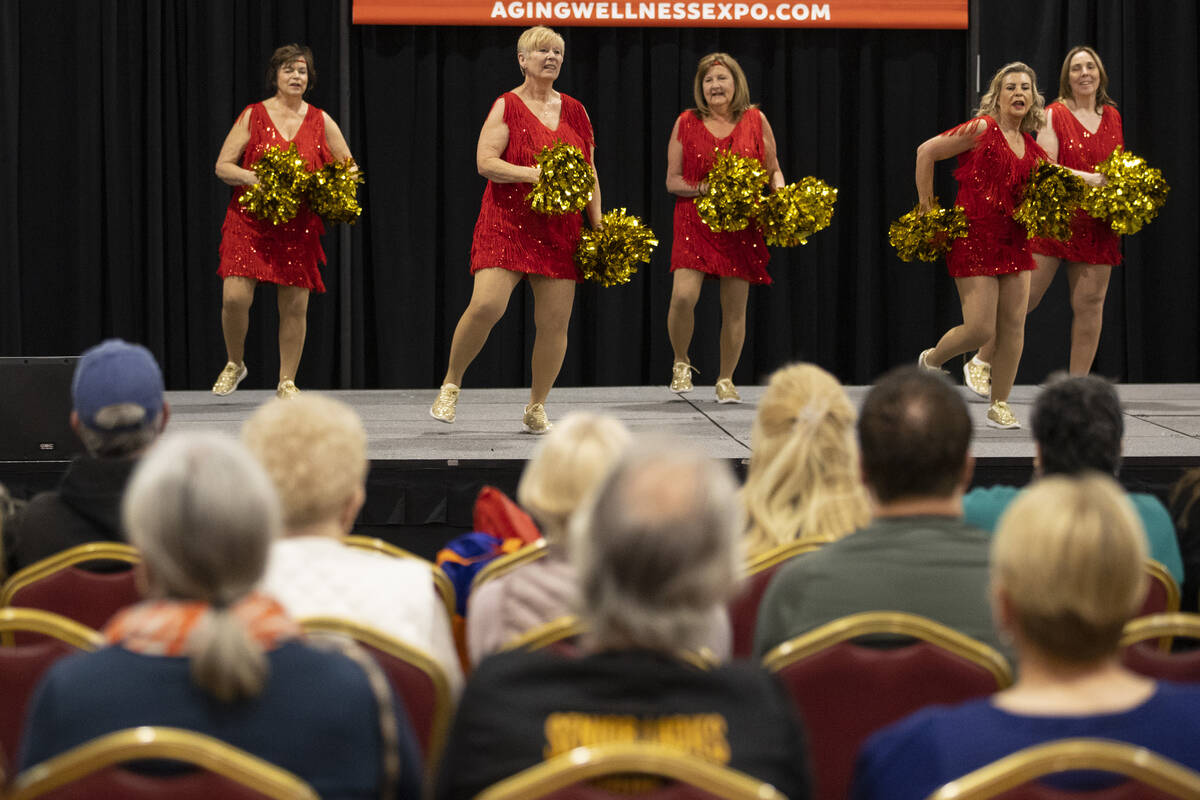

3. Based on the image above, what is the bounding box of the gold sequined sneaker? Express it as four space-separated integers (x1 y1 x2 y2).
211 362 247 396
918 348 949 376
670 361 698 393
522 402 552 434
430 383 460 424
276 379 300 399
715 378 742 404
987 400 1020 430
963 354 991 398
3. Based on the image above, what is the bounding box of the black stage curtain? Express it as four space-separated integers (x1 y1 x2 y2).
2 1 1195 389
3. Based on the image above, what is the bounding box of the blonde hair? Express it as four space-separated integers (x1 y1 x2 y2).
743 364 871 555
693 52 754 120
992 473 1147 663
241 395 368 530
123 433 282 702
1058 46 1117 111
976 61 1046 134
517 413 631 545
517 25 564 75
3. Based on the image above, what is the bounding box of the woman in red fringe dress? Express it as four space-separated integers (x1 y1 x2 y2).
913 62 1053 430
666 52 785 405
430 26 602 434
968 46 1122 388
212 44 354 399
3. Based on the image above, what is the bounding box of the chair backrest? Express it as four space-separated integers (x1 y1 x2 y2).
763 611 1013 800
342 535 457 620
9 726 319 800
471 540 550 594
727 539 826 659
1139 560 1181 618
0 543 142 643
475 742 787 800
500 614 588 657
0 609 105 770
926 737 1200 800
298 616 452 773
1120 613 1200 683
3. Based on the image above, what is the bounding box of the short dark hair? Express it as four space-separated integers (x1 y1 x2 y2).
1031 374 1122 476
265 44 315 96
858 366 972 503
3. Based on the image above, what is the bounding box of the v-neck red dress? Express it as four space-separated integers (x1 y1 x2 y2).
469 92 595 281
946 116 1047 278
1031 102 1124 266
218 102 334 292
670 108 771 285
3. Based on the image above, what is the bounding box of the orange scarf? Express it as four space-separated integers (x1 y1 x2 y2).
105 591 299 655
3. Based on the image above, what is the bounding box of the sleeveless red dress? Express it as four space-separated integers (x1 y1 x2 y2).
218 103 334 292
670 108 771 284
469 92 595 281
946 116 1047 278
1031 102 1123 266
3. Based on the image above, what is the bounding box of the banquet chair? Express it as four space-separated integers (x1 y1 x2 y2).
1119 612 1200 683
727 538 826 659
763 611 1013 800
298 616 453 773
343 535 456 619
475 741 787 800
0 543 141 644
926 737 1200 800
1139 559 1180 618
500 614 588 657
471 539 550 595
8 726 318 800
0 608 105 770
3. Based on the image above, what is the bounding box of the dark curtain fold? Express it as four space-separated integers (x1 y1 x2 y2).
2 1 1196 388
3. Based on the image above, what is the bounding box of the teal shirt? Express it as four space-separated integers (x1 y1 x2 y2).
963 485 1184 585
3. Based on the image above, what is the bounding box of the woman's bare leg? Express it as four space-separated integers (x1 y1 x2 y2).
923 276 999 367
989 270 1033 403
527 274 576 406
220 276 258 365
717 277 750 382
667 269 705 365
442 268 524 387
1065 261 1112 375
276 285 310 384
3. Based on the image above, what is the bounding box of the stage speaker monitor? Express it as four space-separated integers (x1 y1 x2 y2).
0 357 82 461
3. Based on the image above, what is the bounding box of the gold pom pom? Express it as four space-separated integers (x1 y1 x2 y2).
575 209 658 287
526 141 594 215
1013 161 1087 241
308 158 364 225
755 177 837 247
695 149 770 232
1081 147 1170 235
888 201 969 262
238 143 312 226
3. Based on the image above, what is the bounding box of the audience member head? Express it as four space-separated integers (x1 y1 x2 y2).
242 395 368 534
992 473 1147 665
571 440 742 654
857 366 972 505
123 432 283 702
743 363 871 553
517 413 631 546
1031 374 1123 477
71 339 167 458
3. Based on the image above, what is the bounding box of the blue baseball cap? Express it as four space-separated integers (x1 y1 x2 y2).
72 339 165 431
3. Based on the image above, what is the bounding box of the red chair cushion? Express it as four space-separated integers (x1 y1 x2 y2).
472 487 541 546
8 567 140 642
0 639 78 769
19 767 298 799
727 563 786 660
776 640 1000 800
360 641 438 759
1122 640 1200 683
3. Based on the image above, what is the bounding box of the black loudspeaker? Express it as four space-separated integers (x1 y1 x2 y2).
0 357 82 461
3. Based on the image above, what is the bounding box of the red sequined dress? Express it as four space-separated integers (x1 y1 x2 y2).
218 103 333 292
670 108 771 284
946 116 1047 278
1031 102 1123 266
469 92 594 281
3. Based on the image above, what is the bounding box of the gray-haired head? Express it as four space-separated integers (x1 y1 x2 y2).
569 439 743 654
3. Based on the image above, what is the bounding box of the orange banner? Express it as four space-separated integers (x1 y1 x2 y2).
353 0 966 28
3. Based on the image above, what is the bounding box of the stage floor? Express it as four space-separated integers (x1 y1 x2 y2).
164 382 1200 464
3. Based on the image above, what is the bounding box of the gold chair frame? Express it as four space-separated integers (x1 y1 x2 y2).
476 741 787 800
0 608 105 650
925 737 1200 799
471 539 550 594
1144 558 1181 616
1121 611 1200 654
342 535 456 619
9 726 319 800
500 614 588 654
762 610 1013 688
298 615 453 774
743 538 828 577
